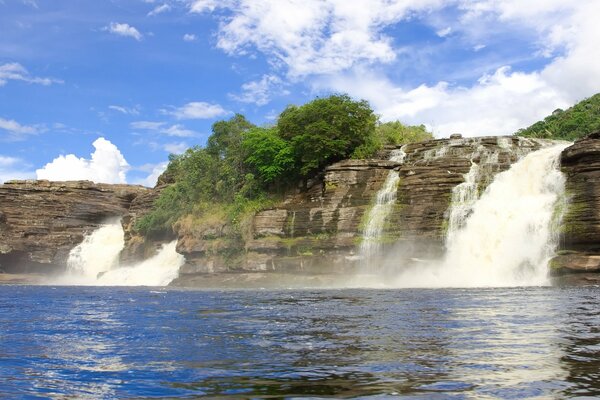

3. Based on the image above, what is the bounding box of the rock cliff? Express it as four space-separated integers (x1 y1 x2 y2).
3 133 596 282
156 135 544 283
551 131 600 275
0 180 147 273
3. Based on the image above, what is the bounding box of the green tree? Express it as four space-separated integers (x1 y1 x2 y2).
375 121 433 145
242 126 295 185
278 94 377 177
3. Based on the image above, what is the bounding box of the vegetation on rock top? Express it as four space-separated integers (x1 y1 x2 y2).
516 93 600 141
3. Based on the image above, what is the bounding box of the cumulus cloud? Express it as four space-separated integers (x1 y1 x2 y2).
229 74 288 106
36 138 130 184
183 33 198 42
313 1 600 136
103 22 143 41
189 0 444 77
0 62 62 87
164 101 229 119
189 1 600 137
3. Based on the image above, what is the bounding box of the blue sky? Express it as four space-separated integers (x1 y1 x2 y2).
1 0 599 186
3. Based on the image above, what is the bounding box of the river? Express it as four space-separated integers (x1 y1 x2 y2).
1 285 598 398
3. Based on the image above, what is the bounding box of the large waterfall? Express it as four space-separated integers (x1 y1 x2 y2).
62 221 184 286
360 147 406 266
394 143 569 287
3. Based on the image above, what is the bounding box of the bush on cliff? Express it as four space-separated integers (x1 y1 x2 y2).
516 93 600 141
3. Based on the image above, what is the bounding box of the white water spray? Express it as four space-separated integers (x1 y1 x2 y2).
395 144 569 287
63 220 184 286
360 148 406 265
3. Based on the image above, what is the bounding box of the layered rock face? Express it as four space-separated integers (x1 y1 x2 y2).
0 180 147 273
164 135 544 282
552 132 600 274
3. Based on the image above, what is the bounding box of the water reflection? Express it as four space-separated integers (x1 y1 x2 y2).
0 286 599 398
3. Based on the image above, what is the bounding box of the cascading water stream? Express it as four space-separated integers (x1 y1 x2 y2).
62 220 184 286
360 147 406 267
394 143 570 287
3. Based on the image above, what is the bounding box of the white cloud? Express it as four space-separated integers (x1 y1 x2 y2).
161 124 196 137
0 62 62 87
132 161 169 187
148 3 171 16
164 142 188 154
230 74 288 106
131 121 165 130
109 105 140 115
164 101 229 119
183 33 198 42
0 155 34 183
190 0 444 77
36 138 130 184
436 27 451 37
309 1 600 137
103 22 143 41
131 121 197 137
0 117 43 140
188 0 219 13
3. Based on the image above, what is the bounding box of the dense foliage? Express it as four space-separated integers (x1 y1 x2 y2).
136 94 433 236
516 93 600 141
278 94 377 176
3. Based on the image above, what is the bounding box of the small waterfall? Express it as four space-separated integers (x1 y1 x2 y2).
67 218 124 280
63 220 184 286
395 143 569 287
360 147 406 265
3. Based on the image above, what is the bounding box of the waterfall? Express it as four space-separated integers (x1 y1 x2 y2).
67 218 124 279
395 143 569 287
62 220 184 286
360 147 406 266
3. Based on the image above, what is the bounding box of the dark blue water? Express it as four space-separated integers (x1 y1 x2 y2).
1 285 599 399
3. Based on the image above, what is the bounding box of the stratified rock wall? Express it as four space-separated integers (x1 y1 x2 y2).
552 131 600 274
169 136 544 283
0 180 147 273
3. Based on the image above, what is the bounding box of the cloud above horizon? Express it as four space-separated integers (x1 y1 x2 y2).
189 0 600 136
36 138 130 184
